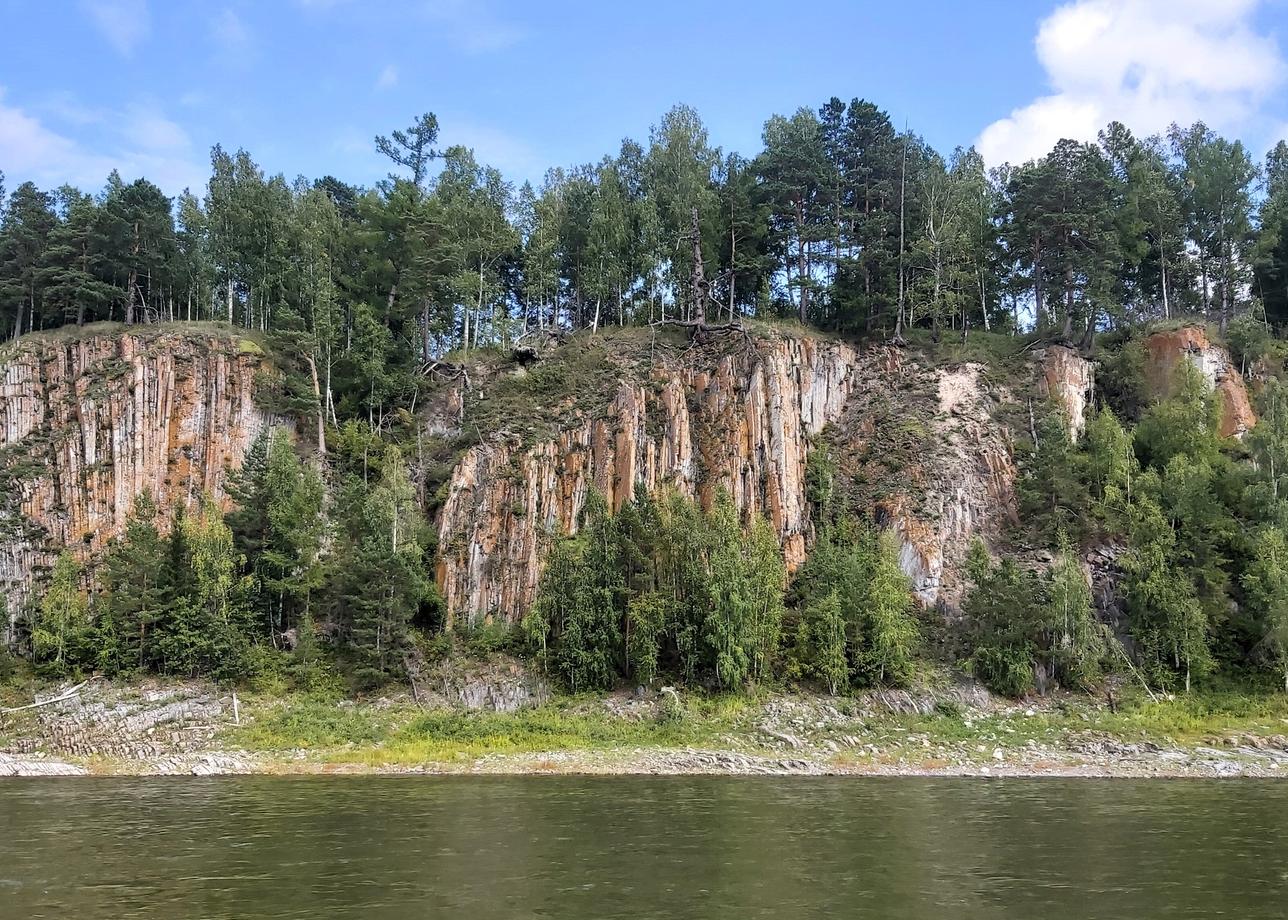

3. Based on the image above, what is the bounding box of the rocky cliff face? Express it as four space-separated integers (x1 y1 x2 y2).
435 334 1061 622
435 336 858 625
0 329 271 637
1036 345 1095 442
10 322 1251 639
1143 326 1256 438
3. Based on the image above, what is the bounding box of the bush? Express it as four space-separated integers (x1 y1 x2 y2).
971 645 1035 697
462 621 519 659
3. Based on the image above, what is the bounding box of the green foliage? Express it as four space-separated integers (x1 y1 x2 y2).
1121 494 1212 691
227 428 326 640
4 101 1287 705
1240 527 1288 692
232 696 388 750
1017 403 1086 543
33 552 90 675
961 541 1043 696
1043 532 1108 688
1135 360 1223 469
800 591 848 694
960 537 1108 697
1096 340 1149 421
524 488 785 692
791 517 919 690
327 446 433 685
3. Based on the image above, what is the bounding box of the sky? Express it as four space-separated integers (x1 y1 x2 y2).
1 0 1286 197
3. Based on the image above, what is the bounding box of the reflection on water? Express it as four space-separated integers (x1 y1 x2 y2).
1 776 1286 919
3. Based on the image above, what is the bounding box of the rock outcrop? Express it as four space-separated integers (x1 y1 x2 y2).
879 362 1018 606
435 333 1028 621
0 329 271 634
12 323 1219 637
1036 345 1094 441
1143 325 1256 438
435 336 858 625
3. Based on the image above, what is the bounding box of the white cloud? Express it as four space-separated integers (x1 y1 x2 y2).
0 89 204 195
82 0 150 56
124 106 192 152
424 0 523 53
977 0 1286 165
376 64 399 90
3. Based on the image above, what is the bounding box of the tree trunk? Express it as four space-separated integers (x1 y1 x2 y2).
690 207 708 326
1061 261 1074 341
305 354 327 463
795 200 808 324
1032 236 1045 331
126 269 138 325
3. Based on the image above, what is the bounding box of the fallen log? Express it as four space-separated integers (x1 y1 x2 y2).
0 676 102 715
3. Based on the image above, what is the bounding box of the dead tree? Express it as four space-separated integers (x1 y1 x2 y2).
650 207 752 348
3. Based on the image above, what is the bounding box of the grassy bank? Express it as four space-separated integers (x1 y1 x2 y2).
214 681 1288 773
225 693 753 767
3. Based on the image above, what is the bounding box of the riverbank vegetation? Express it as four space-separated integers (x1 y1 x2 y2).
211 679 1288 772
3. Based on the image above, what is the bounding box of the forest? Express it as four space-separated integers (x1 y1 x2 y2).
5 96 1288 699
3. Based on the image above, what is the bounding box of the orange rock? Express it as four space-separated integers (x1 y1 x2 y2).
1143 326 1256 438
0 331 271 615
1036 345 1094 441
434 337 858 626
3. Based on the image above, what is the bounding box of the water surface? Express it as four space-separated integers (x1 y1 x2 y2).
1 777 1285 919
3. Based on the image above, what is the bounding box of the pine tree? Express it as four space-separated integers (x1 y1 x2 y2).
100 493 171 674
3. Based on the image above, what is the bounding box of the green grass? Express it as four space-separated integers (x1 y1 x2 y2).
878 685 1288 758
227 696 406 750
225 692 755 766
366 708 689 765
0 320 271 365
1089 686 1288 743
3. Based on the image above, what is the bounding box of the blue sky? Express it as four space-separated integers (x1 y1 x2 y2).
1 0 1286 196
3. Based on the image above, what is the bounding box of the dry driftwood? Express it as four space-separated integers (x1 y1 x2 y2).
1 676 102 715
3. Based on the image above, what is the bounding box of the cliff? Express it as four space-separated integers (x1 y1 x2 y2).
1143 325 1256 438
432 332 1086 622
434 334 858 624
0 326 272 638
10 321 1242 638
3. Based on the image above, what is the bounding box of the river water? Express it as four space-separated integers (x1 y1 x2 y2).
1 776 1285 918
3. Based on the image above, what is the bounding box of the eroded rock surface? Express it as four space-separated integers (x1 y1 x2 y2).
435 335 858 624
1036 345 1094 441
7 682 227 759
0 329 271 626
1143 325 1256 438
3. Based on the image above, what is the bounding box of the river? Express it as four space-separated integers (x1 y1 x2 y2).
1 777 1285 918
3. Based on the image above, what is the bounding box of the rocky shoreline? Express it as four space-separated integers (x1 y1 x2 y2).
3 677 1288 779
3 745 1286 779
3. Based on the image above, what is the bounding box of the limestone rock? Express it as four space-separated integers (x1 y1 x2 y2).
1036 344 1094 441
